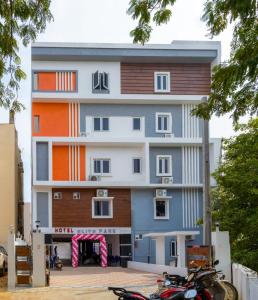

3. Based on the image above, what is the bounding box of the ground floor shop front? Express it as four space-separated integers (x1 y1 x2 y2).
42 228 132 268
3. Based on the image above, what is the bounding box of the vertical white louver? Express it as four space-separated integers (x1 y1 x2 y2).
182 104 200 138
182 188 199 228
182 146 200 185
56 71 75 91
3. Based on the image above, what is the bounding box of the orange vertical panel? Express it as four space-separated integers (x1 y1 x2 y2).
38 72 56 91
52 146 69 181
72 72 76 91
32 103 69 137
80 146 86 181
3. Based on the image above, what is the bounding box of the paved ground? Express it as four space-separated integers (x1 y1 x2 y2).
0 267 159 299
50 266 158 288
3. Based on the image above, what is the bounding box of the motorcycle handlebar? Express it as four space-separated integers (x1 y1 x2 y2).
108 287 127 296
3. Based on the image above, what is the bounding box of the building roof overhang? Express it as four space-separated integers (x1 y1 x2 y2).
143 231 200 238
31 41 221 64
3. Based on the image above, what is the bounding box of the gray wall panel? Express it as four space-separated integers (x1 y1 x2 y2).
36 192 49 227
80 104 182 137
149 147 182 184
131 188 203 265
36 142 49 181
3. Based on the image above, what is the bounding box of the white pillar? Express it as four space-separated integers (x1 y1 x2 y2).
155 236 165 265
177 235 186 268
212 230 231 281
7 227 16 290
32 232 46 287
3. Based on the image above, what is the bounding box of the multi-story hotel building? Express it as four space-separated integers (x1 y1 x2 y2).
31 41 221 266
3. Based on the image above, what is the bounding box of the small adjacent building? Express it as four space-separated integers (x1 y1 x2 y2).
31 41 221 267
0 124 24 248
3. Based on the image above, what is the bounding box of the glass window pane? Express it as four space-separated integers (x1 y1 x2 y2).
133 159 141 173
158 116 162 131
156 200 166 217
163 75 167 90
133 118 141 130
164 158 168 174
94 201 101 216
157 75 161 90
34 115 40 132
163 116 168 130
102 201 110 216
171 241 176 256
94 160 101 173
94 118 101 131
102 118 109 130
159 158 163 174
102 160 110 173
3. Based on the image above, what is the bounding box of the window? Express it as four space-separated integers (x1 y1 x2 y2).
154 198 169 219
156 155 172 176
156 113 172 133
154 72 170 93
93 117 109 131
92 71 109 93
133 158 142 174
33 115 40 133
93 159 111 175
133 118 141 130
92 198 113 218
170 241 177 257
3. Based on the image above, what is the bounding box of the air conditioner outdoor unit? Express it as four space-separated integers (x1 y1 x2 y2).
73 192 80 200
53 192 62 199
162 177 173 184
156 189 167 198
80 131 87 137
163 133 173 138
186 235 195 241
89 175 101 181
135 234 143 241
97 189 108 198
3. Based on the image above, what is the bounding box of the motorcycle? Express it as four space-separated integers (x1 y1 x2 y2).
156 261 238 300
108 286 198 300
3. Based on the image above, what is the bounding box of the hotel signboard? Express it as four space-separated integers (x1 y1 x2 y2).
40 227 131 235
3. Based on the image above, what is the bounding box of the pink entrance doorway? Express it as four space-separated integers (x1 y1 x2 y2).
72 234 107 268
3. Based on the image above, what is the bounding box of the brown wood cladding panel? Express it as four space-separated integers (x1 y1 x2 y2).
121 63 211 94
52 189 131 227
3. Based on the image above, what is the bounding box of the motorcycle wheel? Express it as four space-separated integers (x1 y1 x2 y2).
221 281 238 300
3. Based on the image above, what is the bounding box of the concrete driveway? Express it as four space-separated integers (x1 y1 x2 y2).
50 266 158 288
0 267 159 300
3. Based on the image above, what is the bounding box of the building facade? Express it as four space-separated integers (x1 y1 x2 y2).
31 41 221 266
0 124 24 248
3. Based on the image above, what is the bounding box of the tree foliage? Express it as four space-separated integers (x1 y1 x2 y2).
212 118 258 271
0 0 53 115
127 0 258 123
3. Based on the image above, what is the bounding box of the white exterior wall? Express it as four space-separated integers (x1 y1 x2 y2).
210 138 222 186
85 116 145 138
54 242 71 260
32 60 121 99
86 146 146 183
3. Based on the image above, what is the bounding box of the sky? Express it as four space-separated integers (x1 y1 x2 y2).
0 0 237 202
